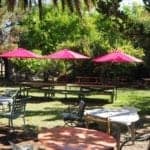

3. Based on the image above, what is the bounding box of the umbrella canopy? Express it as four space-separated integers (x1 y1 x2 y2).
45 49 90 82
0 48 41 58
93 50 143 63
45 49 90 60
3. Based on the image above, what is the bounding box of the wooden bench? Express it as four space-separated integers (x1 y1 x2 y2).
76 76 101 84
79 85 116 103
67 84 116 102
53 89 91 99
89 88 115 103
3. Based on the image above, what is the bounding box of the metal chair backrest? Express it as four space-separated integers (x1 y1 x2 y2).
2 89 20 98
10 96 28 119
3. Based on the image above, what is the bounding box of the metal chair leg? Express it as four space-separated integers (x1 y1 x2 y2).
8 118 11 127
23 116 25 125
10 118 13 128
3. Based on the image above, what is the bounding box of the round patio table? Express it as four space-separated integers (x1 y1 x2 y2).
38 126 116 150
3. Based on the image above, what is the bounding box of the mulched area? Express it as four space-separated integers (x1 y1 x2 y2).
0 116 149 150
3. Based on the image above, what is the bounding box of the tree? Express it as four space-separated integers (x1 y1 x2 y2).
5 0 43 20
53 0 96 16
96 0 123 17
4 0 96 19
0 0 2 7
38 0 43 20
143 0 150 11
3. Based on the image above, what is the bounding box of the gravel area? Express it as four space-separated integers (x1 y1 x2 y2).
120 115 150 150
120 140 149 150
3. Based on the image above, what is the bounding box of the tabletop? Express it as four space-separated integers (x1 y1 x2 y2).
19 81 53 88
142 78 150 81
67 83 116 89
38 126 116 150
0 96 13 105
84 107 139 126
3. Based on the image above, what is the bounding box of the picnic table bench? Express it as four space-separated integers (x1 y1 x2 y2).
76 76 101 84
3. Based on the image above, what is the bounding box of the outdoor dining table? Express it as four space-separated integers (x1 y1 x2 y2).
0 96 13 111
38 126 116 150
19 81 57 97
84 107 140 144
0 96 13 104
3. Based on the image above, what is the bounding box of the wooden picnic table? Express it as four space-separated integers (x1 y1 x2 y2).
19 81 66 98
142 78 150 87
18 82 117 102
76 76 101 84
67 83 117 102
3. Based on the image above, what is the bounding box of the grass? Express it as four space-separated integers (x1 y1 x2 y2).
108 88 150 114
0 87 149 129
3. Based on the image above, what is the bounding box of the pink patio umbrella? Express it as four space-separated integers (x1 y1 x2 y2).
45 49 90 82
92 50 143 97
0 48 42 80
0 48 41 58
93 50 143 63
45 49 90 60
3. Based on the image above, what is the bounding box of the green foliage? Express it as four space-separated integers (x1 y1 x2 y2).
19 8 101 76
123 5 150 68
110 88 150 114
123 5 150 33
94 14 144 58
17 5 145 78
96 0 122 17
143 0 150 11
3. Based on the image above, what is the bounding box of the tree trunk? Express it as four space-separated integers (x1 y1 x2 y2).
3 58 14 81
3 58 10 80
43 72 49 82
0 0 2 7
38 0 43 20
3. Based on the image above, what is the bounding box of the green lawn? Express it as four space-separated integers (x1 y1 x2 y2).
108 88 150 114
0 87 149 129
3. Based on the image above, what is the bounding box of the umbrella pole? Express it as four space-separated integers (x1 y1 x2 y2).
64 61 67 82
112 63 118 101
64 61 67 98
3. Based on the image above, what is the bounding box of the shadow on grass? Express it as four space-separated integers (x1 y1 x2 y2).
0 125 38 146
58 97 111 106
28 97 111 104
25 98 109 122
26 107 64 121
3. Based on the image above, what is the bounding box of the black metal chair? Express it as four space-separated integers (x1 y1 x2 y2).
0 96 30 128
1 89 21 98
62 100 86 126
